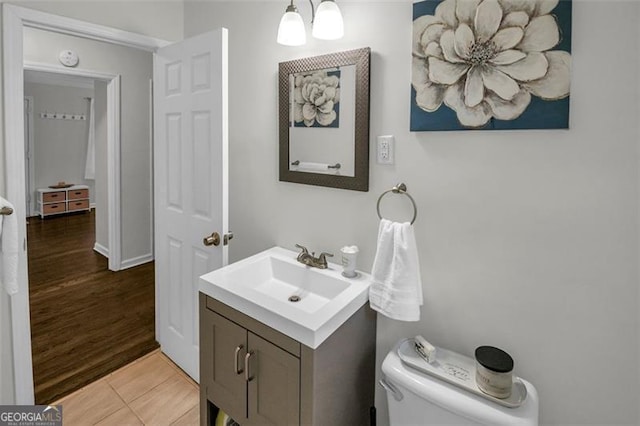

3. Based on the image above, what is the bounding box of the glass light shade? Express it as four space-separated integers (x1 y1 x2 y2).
277 10 307 46
312 0 344 40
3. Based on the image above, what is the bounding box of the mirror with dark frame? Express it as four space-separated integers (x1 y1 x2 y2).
279 47 370 191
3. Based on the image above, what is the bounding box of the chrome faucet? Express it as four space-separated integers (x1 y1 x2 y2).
295 244 333 269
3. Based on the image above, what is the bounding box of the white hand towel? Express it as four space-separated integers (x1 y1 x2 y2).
369 219 423 321
1 197 19 295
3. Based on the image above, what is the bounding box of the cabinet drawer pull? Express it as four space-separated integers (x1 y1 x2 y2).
244 351 254 382
234 345 244 375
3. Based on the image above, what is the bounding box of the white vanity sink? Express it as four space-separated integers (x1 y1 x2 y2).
199 246 372 348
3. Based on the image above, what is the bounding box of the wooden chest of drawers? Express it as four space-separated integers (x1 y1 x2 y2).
37 185 91 218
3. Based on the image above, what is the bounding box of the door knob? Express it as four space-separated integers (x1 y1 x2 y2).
203 232 220 247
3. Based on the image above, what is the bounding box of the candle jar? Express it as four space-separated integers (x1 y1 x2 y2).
475 346 514 399
340 245 359 278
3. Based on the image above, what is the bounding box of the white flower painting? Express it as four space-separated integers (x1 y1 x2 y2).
293 70 341 128
411 0 571 130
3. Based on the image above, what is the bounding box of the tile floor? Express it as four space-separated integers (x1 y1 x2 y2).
53 349 199 425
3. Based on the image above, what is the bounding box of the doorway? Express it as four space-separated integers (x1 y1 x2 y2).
23 70 96 223
4 5 229 404
21 71 159 403
3 4 167 403
24 69 108 260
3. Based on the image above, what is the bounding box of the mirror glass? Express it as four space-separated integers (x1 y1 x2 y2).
288 65 356 177
279 48 370 191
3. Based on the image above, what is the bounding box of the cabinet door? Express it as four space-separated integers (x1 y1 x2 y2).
247 332 300 426
200 309 247 423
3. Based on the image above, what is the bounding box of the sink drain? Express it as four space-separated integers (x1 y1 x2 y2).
288 295 301 302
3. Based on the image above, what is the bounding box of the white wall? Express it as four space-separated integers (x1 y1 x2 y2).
184 1 640 424
24 82 95 206
8 0 183 42
0 2 182 405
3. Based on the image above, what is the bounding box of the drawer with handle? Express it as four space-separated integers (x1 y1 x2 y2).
68 189 89 200
43 191 66 203
43 202 67 214
68 199 89 212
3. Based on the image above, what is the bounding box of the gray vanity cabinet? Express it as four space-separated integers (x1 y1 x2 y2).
199 292 376 426
247 332 300 425
200 300 301 425
200 308 247 422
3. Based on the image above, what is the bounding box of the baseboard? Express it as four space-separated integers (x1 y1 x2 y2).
90 202 96 209
93 242 109 258
120 253 154 270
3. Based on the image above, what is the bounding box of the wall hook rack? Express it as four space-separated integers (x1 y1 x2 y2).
40 112 86 121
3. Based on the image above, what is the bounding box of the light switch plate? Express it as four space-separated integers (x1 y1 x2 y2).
377 135 394 165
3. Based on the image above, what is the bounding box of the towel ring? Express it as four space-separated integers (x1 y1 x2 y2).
376 183 418 225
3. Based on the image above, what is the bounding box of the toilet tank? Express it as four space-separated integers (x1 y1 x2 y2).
381 346 539 426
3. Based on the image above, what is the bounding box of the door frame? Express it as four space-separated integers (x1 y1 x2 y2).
2 4 169 404
23 95 34 216
24 62 121 268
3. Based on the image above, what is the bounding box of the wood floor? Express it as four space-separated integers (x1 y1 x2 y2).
28 211 158 404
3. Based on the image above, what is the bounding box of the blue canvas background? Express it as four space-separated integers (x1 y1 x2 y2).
410 0 572 131
294 69 341 128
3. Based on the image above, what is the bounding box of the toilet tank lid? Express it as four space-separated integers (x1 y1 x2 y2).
382 348 539 426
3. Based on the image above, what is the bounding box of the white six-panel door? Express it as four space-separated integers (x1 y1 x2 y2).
153 29 229 382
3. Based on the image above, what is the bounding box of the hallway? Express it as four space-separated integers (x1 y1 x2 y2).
27 211 158 403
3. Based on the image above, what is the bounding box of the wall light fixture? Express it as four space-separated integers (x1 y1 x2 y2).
277 0 344 46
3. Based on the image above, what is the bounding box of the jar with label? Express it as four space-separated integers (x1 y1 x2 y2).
474 346 514 399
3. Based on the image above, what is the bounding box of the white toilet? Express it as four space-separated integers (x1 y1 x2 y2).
381 345 540 425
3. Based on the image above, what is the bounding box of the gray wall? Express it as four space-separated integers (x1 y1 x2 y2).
24 82 95 206
23 27 153 262
184 1 640 424
0 2 182 405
